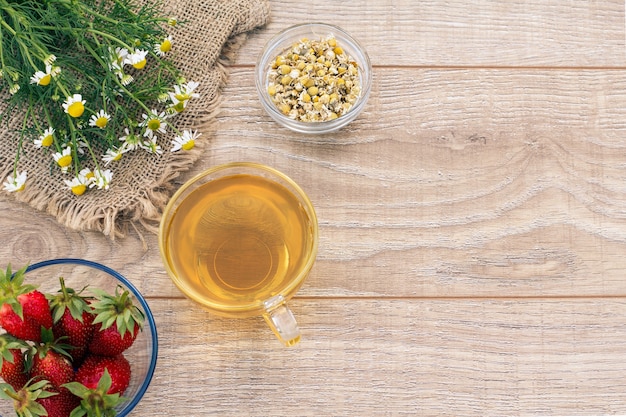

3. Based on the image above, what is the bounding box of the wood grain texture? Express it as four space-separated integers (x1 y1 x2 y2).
1 0 626 415
131 299 626 416
235 0 626 67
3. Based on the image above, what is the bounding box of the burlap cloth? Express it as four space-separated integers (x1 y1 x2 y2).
0 0 270 238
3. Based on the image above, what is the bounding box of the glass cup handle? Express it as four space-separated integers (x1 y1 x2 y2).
263 295 301 347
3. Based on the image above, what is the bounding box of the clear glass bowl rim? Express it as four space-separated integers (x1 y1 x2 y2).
255 22 372 134
23 258 158 417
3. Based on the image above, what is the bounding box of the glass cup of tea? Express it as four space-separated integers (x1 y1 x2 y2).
159 162 318 346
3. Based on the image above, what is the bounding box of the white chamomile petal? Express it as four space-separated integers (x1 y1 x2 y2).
3 171 27 192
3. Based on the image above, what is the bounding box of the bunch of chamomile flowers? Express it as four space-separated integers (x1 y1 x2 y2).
1 0 201 196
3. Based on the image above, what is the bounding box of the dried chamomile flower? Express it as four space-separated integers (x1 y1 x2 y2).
267 35 361 122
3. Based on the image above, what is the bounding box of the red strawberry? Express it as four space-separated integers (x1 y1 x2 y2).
63 359 128 416
74 354 131 395
0 379 63 417
88 286 144 356
0 334 29 390
28 329 75 392
48 277 95 365
0 264 53 342
31 350 75 390
36 388 80 417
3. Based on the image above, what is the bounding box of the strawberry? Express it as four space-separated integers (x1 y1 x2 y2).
0 379 63 417
74 354 131 395
88 286 144 356
28 329 75 392
0 334 29 390
48 277 95 365
36 387 80 417
0 264 53 342
64 366 127 417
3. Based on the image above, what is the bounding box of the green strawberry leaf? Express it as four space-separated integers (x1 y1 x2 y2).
0 263 38 320
48 277 92 325
69 406 88 417
63 381 92 398
91 285 145 337
0 382 16 400
64 370 126 417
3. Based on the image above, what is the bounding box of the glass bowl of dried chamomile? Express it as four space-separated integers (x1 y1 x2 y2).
256 23 372 134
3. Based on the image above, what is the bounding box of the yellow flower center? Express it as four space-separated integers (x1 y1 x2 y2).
41 134 53 147
16 183 25 192
147 119 161 131
57 155 72 168
172 101 186 113
160 39 172 53
95 116 108 128
85 172 95 180
174 93 190 101
182 140 195 151
38 74 52 86
67 102 85 118
132 58 147 70
71 184 87 196
113 152 123 162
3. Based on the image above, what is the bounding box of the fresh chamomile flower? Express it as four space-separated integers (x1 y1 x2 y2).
9 84 20 95
154 36 173 56
91 169 113 190
62 94 86 118
89 110 111 129
169 81 200 112
168 17 178 26
107 47 128 72
79 167 95 183
141 109 168 137
30 64 54 86
171 130 201 152
44 55 57 65
157 92 170 103
50 66 61 77
140 136 163 154
119 73 134 86
74 139 89 155
127 49 148 69
52 146 72 173
170 81 200 102
64 171 93 196
119 128 142 151
102 146 126 165
169 97 188 113
34 127 55 148
3 171 27 192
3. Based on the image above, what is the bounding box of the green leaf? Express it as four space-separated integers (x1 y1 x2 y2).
27 401 48 417
69 406 87 417
63 382 91 398
0 383 16 399
29 379 52 391
96 369 113 393
36 389 59 399
52 304 66 323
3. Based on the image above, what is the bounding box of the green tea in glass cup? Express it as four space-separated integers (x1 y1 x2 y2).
159 162 318 346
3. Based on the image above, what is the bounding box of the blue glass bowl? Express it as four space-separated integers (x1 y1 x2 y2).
0 258 158 417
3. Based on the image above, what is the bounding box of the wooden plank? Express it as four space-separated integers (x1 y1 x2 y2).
125 298 626 416
235 0 626 67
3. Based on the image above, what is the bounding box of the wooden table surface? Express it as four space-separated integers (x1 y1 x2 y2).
2 0 626 415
